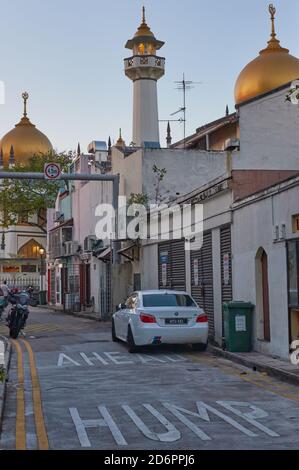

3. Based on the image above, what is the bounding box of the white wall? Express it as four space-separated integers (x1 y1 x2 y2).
140 243 159 290
112 147 142 198
71 169 113 314
232 182 299 359
142 148 228 202
235 86 299 171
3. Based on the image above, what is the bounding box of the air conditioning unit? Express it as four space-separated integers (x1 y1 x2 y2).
64 241 80 256
224 138 240 151
84 235 97 252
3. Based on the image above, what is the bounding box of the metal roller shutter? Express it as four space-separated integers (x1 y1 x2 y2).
220 225 233 339
220 225 232 304
191 231 214 336
158 240 186 291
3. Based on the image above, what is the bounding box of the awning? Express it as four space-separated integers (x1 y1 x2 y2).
117 243 138 262
97 247 111 262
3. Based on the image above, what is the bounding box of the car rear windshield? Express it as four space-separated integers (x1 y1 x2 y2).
142 294 197 307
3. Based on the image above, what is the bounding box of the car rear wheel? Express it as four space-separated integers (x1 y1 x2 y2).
127 326 139 353
111 319 119 342
192 342 207 352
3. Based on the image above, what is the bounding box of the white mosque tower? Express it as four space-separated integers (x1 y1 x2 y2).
124 7 165 148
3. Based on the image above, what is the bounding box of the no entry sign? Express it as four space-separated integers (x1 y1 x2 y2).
44 163 61 180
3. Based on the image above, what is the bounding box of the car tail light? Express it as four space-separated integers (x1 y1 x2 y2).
140 313 156 324
196 314 208 323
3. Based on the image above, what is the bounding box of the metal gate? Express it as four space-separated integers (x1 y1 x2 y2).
158 240 186 291
50 269 56 305
100 261 111 318
191 231 214 336
64 264 81 312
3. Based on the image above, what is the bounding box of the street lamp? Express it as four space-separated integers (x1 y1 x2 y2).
39 248 45 291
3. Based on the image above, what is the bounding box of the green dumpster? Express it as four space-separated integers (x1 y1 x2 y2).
223 301 254 352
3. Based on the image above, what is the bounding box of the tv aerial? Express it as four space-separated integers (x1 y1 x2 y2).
160 74 202 147
172 74 202 145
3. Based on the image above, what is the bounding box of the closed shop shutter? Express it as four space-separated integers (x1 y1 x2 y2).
158 240 186 291
220 225 233 338
220 225 232 304
191 231 214 336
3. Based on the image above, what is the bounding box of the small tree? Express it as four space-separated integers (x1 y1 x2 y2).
152 164 167 204
127 165 168 207
0 151 74 233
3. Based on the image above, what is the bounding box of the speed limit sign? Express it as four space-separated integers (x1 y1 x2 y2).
44 163 61 180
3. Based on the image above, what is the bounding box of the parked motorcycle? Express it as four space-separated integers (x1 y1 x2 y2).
26 286 39 307
7 291 30 339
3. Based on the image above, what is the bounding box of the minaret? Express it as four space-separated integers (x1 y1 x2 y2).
166 121 172 148
115 128 126 149
124 7 165 148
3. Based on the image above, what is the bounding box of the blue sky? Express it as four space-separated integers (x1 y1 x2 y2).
0 0 298 152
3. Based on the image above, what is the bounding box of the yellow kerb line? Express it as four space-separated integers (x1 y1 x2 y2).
12 340 26 450
21 339 49 450
187 353 299 403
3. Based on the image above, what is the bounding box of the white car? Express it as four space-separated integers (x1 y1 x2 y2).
112 290 209 353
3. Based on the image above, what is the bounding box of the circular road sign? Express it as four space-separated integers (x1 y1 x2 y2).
44 163 61 180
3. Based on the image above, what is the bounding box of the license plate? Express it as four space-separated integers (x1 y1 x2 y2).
165 318 188 325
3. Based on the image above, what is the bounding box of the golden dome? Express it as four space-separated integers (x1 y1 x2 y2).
235 4 299 104
0 92 53 166
134 6 154 38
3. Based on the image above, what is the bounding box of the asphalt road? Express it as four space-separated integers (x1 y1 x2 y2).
0 307 299 450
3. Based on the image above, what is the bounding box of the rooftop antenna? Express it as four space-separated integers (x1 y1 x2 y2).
172 74 202 148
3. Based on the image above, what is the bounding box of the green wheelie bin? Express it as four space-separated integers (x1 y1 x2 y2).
223 301 254 352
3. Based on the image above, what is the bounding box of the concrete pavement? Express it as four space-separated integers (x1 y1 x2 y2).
209 345 299 386
0 307 299 450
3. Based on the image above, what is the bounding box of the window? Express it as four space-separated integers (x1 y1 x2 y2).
142 293 197 308
18 239 44 259
138 43 145 55
21 265 37 273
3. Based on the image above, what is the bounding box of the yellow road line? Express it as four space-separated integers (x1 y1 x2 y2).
21 340 49 450
12 340 26 450
187 353 299 404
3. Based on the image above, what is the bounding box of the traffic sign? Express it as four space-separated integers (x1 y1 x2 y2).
44 163 61 180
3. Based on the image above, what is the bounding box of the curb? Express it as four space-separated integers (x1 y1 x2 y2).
0 335 12 433
208 345 299 387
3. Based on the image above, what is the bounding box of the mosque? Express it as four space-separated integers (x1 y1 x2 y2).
0 93 52 284
1 3 299 358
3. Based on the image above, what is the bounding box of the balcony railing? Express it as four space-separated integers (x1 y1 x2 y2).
124 55 165 69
